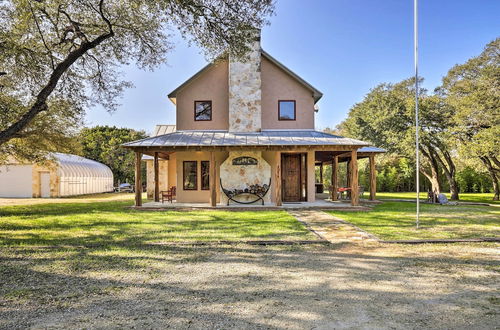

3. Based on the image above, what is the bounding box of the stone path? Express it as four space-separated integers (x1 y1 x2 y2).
287 209 379 244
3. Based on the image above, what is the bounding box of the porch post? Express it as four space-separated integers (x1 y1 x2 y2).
135 151 142 207
154 152 159 202
210 151 217 207
275 162 282 206
319 163 323 183
369 154 376 201
346 160 351 199
346 160 351 188
331 155 338 201
350 149 359 206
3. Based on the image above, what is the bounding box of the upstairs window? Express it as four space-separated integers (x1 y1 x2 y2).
194 101 212 121
278 100 296 121
183 161 197 190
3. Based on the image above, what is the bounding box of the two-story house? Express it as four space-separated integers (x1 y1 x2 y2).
123 34 382 207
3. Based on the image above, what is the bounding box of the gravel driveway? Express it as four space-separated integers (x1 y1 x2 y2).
1 242 498 329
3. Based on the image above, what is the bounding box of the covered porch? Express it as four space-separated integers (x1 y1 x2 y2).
315 147 386 203
122 130 381 208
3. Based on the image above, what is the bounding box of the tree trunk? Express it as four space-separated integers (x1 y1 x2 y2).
420 146 442 196
481 156 500 201
435 148 459 200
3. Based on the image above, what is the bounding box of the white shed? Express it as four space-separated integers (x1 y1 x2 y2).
0 153 114 198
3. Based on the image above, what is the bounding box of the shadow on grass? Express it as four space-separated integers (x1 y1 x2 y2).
0 201 316 247
0 242 498 329
329 201 500 240
0 201 498 328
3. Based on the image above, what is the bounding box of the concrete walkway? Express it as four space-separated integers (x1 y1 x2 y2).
287 209 379 244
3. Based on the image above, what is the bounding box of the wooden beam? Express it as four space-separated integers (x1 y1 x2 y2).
331 155 338 201
350 149 359 206
153 152 159 202
275 162 282 206
346 160 351 190
135 152 142 207
319 162 323 183
210 152 217 207
369 154 376 201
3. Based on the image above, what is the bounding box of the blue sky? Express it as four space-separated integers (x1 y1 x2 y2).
85 0 500 134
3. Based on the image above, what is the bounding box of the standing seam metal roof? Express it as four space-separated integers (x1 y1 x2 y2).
122 130 371 148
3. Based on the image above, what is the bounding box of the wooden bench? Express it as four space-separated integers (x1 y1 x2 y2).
220 178 271 206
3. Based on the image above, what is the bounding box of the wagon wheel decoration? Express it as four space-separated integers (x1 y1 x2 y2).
220 178 271 205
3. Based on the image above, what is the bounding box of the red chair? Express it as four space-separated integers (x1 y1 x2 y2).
161 186 176 203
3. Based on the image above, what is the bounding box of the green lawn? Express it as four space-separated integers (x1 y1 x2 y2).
375 192 499 204
0 201 316 247
327 201 500 241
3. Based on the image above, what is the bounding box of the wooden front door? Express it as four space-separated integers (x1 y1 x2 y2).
281 153 306 202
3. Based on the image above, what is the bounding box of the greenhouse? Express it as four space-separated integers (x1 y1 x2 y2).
0 153 113 198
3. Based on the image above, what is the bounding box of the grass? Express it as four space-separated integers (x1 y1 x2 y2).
0 200 316 247
327 201 500 241
375 192 499 204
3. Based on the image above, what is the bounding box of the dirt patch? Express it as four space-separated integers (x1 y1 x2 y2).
1 243 498 329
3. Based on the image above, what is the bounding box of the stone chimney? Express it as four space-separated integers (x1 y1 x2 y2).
228 31 262 132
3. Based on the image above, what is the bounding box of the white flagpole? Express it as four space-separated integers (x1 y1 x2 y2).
414 0 420 229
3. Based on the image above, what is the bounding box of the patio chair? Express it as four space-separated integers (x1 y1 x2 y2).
427 189 437 203
337 187 350 200
359 186 365 198
161 186 176 203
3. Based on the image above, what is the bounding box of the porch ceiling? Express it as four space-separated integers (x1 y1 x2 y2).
315 146 385 164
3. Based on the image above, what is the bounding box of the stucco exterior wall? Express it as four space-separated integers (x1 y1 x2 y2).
168 153 177 190
176 61 229 131
170 149 316 204
262 151 279 203
306 150 316 202
261 56 315 130
175 151 228 203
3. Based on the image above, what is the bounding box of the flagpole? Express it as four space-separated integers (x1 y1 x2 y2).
414 0 420 229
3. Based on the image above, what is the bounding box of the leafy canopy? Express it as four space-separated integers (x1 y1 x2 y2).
0 0 274 160
79 125 148 184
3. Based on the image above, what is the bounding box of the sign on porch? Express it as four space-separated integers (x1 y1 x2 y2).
232 156 258 166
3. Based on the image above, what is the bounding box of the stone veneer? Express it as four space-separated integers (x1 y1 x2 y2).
31 162 59 198
219 151 271 204
228 36 262 132
146 160 169 199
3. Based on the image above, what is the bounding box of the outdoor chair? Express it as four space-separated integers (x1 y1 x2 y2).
359 186 365 198
427 190 437 203
337 187 351 200
161 186 176 203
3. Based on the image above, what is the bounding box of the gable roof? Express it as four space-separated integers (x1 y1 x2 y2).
261 50 323 103
167 50 323 104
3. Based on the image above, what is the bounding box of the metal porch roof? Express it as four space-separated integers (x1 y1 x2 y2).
122 130 371 149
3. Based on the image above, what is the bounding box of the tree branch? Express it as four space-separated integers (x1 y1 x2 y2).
0 0 115 146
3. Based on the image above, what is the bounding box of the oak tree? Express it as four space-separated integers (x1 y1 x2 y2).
0 0 274 160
